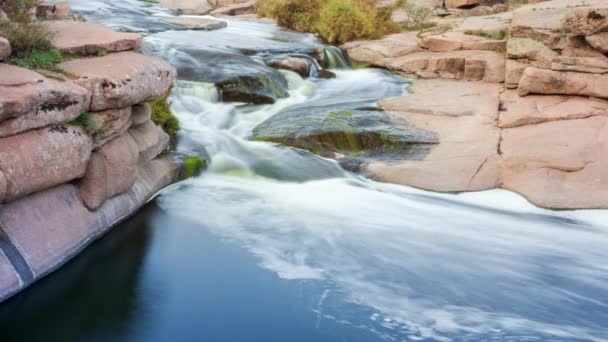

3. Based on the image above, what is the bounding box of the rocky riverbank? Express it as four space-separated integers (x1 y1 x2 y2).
0 3 182 301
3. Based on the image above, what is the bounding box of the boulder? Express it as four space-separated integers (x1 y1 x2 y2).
0 37 10 60
163 17 227 30
36 2 71 19
129 121 170 164
210 0 256 16
586 32 608 53
341 32 421 68
518 67 608 98
505 59 528 88
89 107 133 148
367 79 502 192
501 116 608 209
419 31 506 52
159 0 212 14
217 71 289 104
131 103 152 126
0 64 90 137
268 56 315 78
447 0 480 8
78 133 139 210
0 126 92 203
499 90 608 128
58 52 176 111
251 108 437 161
506 38 558 65
563 8 608 35
46 21 141 55
449 11 512 35
386 50 505 83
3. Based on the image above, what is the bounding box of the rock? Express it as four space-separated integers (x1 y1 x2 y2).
386 50 505 83
252 108 437 160
131 103 152 126
268 56 315 78
447 0 480 8
449 11 512 35
36 2 71 19
0 155 182 300
0 64 90 137
318 70 336 79
368 79 502 192
563 8 608 35
506 38 558 65
341 32 421 68
499 90 608 128
0 37 10 60
586 32 608 53
419 31 506 52
217 71 289 104
58 52 176 111
159 0 213 14
46 21 141 55
518 67 608 98
0 126 92 203
210 0 256 16
78 133 139 210
163 17 227 30
501 116 608 209
505 59 528 88
0 251 20 302
129 121 170 164
89 107 133 148
550 56 608 74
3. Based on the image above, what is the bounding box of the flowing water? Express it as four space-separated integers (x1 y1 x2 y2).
2 1 608 341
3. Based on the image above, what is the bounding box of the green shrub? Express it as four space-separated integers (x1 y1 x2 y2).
316 0 374 44
67 112 100 136
1 0 40 23
151 94 180 137
0 19 55 58
256 0 320 32
399 1 436 31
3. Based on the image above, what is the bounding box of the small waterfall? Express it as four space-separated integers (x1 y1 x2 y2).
173 80 220 103
324 46 351 69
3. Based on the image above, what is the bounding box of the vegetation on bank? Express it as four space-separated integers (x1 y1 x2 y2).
255 0 400 44
151 94 180 137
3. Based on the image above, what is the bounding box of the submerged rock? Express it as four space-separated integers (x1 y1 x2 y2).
163 17 227 30
218 71 289 104
251 108 437 163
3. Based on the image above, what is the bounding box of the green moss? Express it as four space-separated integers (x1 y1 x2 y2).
181 156 206 179
7 48 64 69
151 94 180 137
67 112 100 136
464 29 507 41
257 72 286 99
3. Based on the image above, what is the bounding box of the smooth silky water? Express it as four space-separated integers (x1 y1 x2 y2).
1 1 608 341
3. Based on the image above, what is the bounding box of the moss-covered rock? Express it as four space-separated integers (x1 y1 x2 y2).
180 156 206 179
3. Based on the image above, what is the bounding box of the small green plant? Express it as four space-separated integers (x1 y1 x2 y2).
181 156 206 179
399 0 436 31
151 94 180 137
464 29 507 40
7 47 63 68
67 112 100 136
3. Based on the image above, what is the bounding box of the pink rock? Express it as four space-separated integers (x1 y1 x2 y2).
341 32 421 68
0 37 10 60
36 1 71 19
419 31 506 52
586 32 608 53
505 59 528 89
129 121 170 164
78 133 139 210
563 8 608 35
210 0 256 16
518 67 608 98
447 0 480 8
58 52 176 111
0 126 92 203
499 90 608 128
0 64 90 126
159 0 213 14
131 103 152 126
46 21 141 55
89 107 133 148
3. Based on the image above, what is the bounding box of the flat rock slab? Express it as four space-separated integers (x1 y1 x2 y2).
518 67 608 99
447 12 512 35
500 90 608 128
0 126 92 203
419 31 506 52
386 49 505 83
58 52 177 111
163 17 227 30
502 116 608 209
0 64 90 136
210 0 256 16
46 21 141 55
368 79 502 192
159 0 212 14
341 32 421 67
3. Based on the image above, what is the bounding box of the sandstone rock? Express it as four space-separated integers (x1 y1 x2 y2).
499 90 608 128
419 31 506 52
0 126 92 203
505 59 528 89
90 107 133 148
46 21 141 55
78 133 139 210
550 56 608 74
501 116 608 209
268 56 313 78
368 80 502 192
447 0 480 8
36 2 71 19
129 121 170 164
210 0 256 16
563 8 608 35
341 32 421 68
164 17 227 30
449 12 512 35
506 38 558 65
386 50 505 83
132 103 152 126
58 52 176 111
159 0 212 14
586 32 608 53
518 67 608 98
0 37 10 60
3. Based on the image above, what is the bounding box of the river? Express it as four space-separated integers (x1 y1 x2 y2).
1 1 608 341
